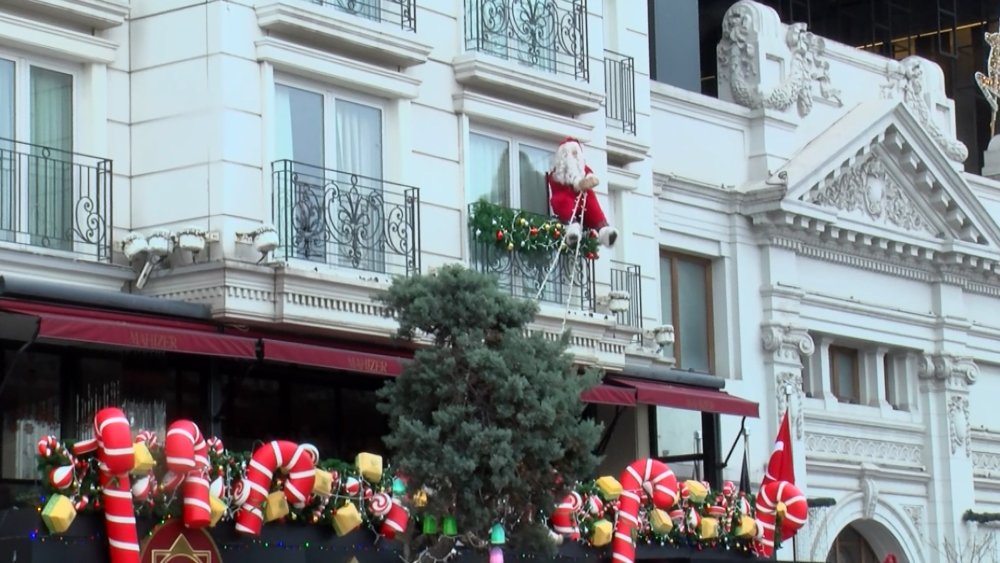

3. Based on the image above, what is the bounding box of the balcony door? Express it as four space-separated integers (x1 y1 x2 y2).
0 58 73 250
274 82 385 272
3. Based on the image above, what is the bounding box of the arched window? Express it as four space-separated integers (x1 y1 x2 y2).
827 524 880 563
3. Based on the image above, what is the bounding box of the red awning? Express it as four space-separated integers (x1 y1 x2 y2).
0 299 259 359
607 376 759 418
581 384 636 406
261 339 408 377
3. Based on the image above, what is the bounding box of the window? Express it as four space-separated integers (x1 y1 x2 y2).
826 524 880 563
467 132 551 215
464 0 558 73
830 346 860 403
274 80 385 270
659 251 714 372
648 0 701 92
0 55 75 250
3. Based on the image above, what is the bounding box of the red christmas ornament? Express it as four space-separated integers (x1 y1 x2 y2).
553 229 561 238
495 230 504 241
586 252 596 260
530 227 539 236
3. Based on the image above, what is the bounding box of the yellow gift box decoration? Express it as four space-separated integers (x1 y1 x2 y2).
41 494 77 534
699 517 719 540
334 501 363 536
735 515 757 538
684 480 708 504
650 508 673 534
590 519 613 547
209 496 228 527
356 452 383 482
313 469 334 497
131 442 155 475
264 491 289 522
595 476 623 500
413 490 428 508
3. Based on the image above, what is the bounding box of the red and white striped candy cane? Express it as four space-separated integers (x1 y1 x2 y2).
550 491 583 540
234 440 318 536
165 420 211 528
135 430 158 450
369 492 409 539
755 480 807 557
612 459 678 563
72 407 139 563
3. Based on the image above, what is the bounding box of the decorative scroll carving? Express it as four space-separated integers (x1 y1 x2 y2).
917 353 979 389
809 154 930 233
761 323 815 360
902 504 923 531
717 1 842 117
948 395 971 456
861 476 878 519
882 57 968 162
776 371 805 440
805 433 923 465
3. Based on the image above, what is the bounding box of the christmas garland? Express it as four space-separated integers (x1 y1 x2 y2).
468 199 601 260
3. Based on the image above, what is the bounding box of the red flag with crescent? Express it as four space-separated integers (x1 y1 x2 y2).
762 410 795 488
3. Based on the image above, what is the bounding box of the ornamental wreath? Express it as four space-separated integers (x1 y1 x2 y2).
468 199 600 260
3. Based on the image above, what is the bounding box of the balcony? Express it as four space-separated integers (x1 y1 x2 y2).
455 0 603 116
271 160 420 277
0 138 112 262
468 201 595 311
609 260 641 330
604 51 636 135
309 0 416 31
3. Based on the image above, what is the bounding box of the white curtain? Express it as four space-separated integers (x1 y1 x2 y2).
29 67 73 250
0 59 13 241
518 144 551 215
275 84 325 260
335 99 383 271
469 133 510 205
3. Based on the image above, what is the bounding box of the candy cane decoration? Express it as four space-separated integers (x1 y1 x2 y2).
550 491 583 540
612 459 678 563
72 407 139 563
165 420 211 528
233 440 318 535
755 480 807 557
369 492 409 539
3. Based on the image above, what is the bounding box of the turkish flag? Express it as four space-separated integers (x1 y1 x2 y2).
762 410 795 488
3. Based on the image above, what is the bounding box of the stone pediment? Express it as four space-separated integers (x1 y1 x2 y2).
768 100 1000 248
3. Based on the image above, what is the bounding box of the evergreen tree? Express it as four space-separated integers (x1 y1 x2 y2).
377 265 602 554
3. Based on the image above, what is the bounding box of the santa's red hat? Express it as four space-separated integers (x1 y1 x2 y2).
559 137 581 147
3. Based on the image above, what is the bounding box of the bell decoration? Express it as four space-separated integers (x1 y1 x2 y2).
489 546 504 563
392 477 407 496
441 515 458 536
490 523 506 545
422 515 439 535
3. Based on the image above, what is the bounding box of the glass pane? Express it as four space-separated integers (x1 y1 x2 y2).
0 59 13 240
275 84 325 261
658 255 675 359
677 258 710 372
468 133 509 204
29 66 72 249
654 407 702 481
518 144 551 215
834 349 857 402
335 99 384 272
2 350 59 479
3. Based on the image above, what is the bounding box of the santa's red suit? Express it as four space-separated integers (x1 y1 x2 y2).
546 137 617 248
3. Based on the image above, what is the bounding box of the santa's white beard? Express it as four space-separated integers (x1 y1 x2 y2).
551 145 586 187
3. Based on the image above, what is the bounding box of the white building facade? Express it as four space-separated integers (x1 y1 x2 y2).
3 0 1000 561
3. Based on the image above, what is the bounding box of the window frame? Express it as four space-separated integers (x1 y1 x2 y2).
659 250 715 374
272 72 388 176
829 345 861 404
466 127 554 214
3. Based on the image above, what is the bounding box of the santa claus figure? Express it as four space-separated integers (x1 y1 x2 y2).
546 137 617 248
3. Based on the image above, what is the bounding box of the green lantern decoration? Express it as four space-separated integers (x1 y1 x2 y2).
422 515 439 535
442 515 458 536
490 523 506 545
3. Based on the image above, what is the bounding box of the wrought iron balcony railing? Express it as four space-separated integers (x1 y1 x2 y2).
604 50 636 135
0 138 112 261
610 260 642 330
309 0 416 32
464 0 590 81
272 160 420 276
468 204 595 311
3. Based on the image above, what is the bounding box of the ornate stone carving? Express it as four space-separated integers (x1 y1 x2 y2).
882 57 968 162
717 1 842 117
761 323 815 360
805 433 923 465
776 371 805 439
808 153 930 232
918 353 979 389
948 395 971 456
861 476 878 519
902 504 923 531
